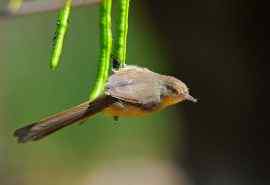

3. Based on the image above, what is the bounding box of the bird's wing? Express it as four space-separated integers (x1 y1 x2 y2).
105 68 161 107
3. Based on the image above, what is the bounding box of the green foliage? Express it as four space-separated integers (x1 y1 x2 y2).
48 0 131 100
89 0 131 99
50 0 72 70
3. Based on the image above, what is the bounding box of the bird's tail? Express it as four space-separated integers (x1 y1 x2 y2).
14 96 115 143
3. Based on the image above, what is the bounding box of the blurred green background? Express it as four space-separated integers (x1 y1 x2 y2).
0 3 186 185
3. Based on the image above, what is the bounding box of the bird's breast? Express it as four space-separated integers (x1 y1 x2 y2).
103 95 181 117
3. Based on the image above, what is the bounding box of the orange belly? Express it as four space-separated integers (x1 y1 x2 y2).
103 96 181 117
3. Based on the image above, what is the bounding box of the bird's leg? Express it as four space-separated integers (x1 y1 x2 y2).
111 101 126 123
113 116 119 121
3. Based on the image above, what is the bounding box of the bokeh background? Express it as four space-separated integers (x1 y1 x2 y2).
1 1 269 185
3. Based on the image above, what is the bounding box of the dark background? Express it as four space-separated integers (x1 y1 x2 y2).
1 1 269 185
143 1 270 184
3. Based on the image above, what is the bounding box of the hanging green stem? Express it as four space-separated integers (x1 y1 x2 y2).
113 0 130 68
89 0 112 101
50 0 72 70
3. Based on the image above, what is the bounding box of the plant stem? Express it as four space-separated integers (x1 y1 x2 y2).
89 0 112 101
50 0 72 70
113 0 130 68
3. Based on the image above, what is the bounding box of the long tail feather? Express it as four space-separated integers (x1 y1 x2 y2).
14 96 115 143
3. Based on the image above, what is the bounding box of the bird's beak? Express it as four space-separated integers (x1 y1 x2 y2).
184 94 198 103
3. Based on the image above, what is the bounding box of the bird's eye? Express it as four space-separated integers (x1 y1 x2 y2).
166 85 179 95
183 89 189 95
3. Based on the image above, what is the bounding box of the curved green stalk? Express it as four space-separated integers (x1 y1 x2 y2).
89 0 112 101
113 0 130 68
50 0 72 70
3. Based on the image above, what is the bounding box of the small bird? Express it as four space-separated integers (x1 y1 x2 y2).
14 66 197 143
